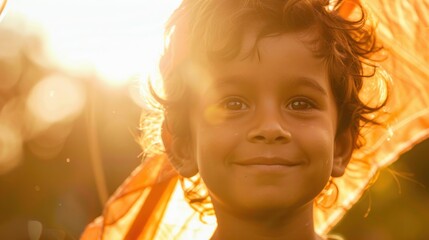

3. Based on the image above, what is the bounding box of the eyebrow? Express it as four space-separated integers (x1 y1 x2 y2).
288 77 328 96
210 75 252 88
208 75 329 96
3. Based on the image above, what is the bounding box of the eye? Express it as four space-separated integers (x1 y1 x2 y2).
287 98 315 111
222 97 249 111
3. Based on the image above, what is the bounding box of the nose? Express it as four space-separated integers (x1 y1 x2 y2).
247 114 291 144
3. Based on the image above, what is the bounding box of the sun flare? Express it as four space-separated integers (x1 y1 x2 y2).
10 0 181 87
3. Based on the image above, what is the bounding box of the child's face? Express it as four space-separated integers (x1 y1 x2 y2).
185 30 348 215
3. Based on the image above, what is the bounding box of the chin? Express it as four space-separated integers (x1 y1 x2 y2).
236 195 314 217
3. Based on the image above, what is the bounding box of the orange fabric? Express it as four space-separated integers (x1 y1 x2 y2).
81 1 429 239
81 154 178 240
314 0 429 232
127 176 178 240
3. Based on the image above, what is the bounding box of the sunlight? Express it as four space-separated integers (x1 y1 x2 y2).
0 0 7 21
10 0 181 86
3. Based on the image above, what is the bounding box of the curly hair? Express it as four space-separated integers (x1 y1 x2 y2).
149 0 386 218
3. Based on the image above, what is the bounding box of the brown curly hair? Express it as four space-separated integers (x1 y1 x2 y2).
151 0 387 218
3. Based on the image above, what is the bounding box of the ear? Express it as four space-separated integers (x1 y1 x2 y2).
162 122 198 178
332 129 353 177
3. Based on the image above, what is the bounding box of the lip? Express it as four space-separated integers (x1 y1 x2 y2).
234 157 301 167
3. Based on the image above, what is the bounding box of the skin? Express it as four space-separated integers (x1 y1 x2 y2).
172 28 352 240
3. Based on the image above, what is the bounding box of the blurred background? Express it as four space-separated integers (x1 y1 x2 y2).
0 0 427 239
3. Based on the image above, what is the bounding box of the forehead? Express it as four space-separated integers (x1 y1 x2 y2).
240 24 321 60
201 29 327 86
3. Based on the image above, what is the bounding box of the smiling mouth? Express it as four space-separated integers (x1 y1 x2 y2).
234 157 302 167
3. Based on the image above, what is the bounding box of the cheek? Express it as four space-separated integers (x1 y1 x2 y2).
192 123 244 201
293 121 335 173
193 122 243 169
291 125 335 203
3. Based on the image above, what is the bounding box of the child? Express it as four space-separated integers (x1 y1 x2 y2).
82 0 429 239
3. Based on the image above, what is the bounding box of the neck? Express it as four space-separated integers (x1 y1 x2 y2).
210 202 321 240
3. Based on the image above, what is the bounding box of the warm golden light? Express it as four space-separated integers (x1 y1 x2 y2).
26 74 86 125
0 0 7 22
153 182 216 240
10 0 182 87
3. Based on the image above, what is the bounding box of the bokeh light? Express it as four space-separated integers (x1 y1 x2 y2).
0 121 23 175
0 56 22 92
26 74 86 125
